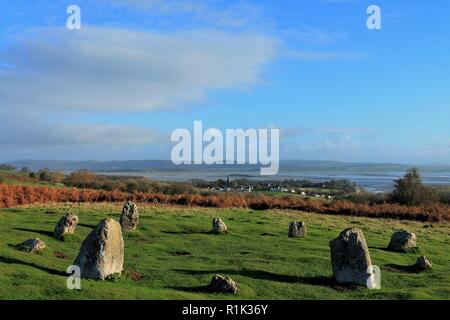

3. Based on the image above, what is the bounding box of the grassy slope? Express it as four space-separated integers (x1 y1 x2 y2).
0 170 64 188
0 203 449 300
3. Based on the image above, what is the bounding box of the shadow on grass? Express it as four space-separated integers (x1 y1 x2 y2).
169 250 191 256
261 232 278 237
383 264 421 274
370 246 420 254
0 256 67 277
78 223 97 229
369 246 391 252
173 268 351 290
162 230 213 235
168 285 213 293
13 227 54 237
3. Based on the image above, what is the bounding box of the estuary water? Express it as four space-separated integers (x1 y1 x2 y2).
101 168 450 193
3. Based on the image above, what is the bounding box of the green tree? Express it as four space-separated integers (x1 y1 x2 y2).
0 164 16 171
20 166 31 173
38 168 52 182
391 168 436 205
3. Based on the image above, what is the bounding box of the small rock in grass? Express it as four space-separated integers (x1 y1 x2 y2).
127 269 145 281
54 213 79 239
53 251 67 259
415 256 432 271
212 218 228 234
16 238 46 253
388 230 417 252
209 275 238 294
288 221 307 238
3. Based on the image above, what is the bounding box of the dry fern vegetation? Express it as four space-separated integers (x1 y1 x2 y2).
1 184 449 222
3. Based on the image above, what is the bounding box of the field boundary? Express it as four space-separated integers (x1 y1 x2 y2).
1 184 449 222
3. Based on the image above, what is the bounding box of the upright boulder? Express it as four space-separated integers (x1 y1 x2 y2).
74 218 124 280
209 275 238 294
120 201 139 231
388 230 417 252
288 221 307 238
329 228 376 288
54 213 79 239
415 256 432 271
16 238 46 253
212 218 228 234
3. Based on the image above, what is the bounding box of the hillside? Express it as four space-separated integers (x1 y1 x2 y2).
8 159 450 173
0 203 448 299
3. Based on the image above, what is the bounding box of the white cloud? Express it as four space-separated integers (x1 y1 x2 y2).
0 26 278 114
297 135 362 153
103 0 264 28
278 126 369 160
0 112 164 147
285 27 346 47
0 2 375 160
284 49 368 61
0 25 276 155
108 0 203 12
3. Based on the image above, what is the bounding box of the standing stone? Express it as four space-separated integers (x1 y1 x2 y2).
387 230 417 252
120 201 139 231
288 221 307 238
54 213 79 239
329 228 375 288
209 275 238 294
415 256 432 271
16 238 46 253
212 218 228 234
74 218 124 280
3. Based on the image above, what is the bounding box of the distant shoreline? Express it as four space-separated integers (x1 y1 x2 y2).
101 170 450 193
5 160 450 193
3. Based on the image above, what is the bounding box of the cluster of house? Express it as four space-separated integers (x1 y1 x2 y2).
203 177 334 199
206 186 254 193
269 187 333 199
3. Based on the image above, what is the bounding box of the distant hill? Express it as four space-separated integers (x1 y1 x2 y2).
7 159 450 173
8 160 175 172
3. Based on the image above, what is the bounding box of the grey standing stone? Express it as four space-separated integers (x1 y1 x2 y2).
54 213 79 239
74 218 124 280
212 218 228 234
329 228 374 287
415 256 432 271
209 275 238 294
288 221 307 238
120 201 139 231
388 230 417 252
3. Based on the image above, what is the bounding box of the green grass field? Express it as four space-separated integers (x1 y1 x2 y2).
0 203 449 300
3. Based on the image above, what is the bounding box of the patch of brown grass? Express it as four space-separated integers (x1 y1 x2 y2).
1 183 449 222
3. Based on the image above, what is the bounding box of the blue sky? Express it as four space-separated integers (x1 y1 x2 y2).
0 0 449 164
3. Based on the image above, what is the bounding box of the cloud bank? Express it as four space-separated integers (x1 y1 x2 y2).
1 26 277 114
0 26 277 152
